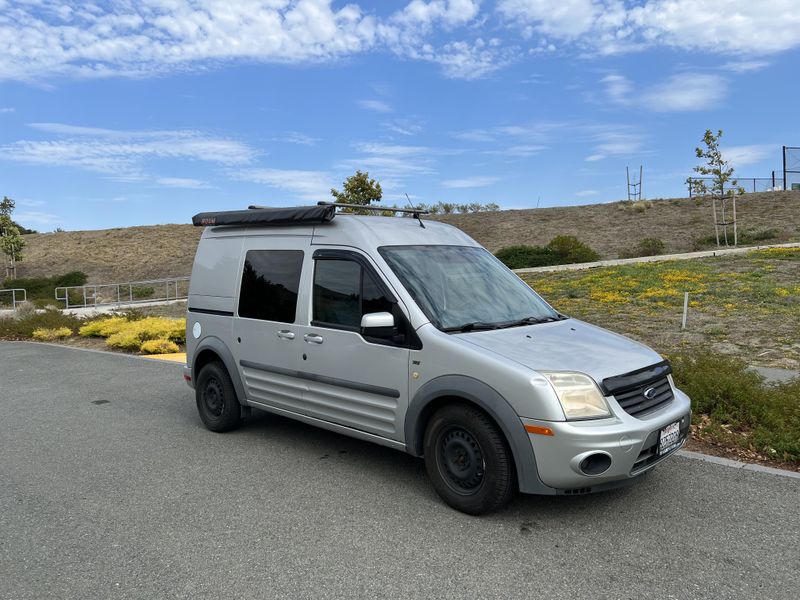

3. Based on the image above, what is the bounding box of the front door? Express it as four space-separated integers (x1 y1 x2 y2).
297 249 412 441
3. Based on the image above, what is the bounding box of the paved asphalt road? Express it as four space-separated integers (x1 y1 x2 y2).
1 342 798 600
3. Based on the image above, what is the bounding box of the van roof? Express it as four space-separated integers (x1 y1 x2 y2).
199 212 480 249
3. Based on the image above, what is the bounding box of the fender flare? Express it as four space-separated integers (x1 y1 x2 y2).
404 375 554 495
192 336 247 406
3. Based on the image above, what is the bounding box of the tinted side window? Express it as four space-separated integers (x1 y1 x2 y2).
313 260 394 329
313 260 361 328
238 250 304 322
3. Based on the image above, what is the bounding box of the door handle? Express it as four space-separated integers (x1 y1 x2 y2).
303 333 324 345
277 330 295 340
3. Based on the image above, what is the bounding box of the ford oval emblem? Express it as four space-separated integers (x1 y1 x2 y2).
643 387 657 400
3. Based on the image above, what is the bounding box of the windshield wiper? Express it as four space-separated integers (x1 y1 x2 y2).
495 314 569 329
441 321 501 333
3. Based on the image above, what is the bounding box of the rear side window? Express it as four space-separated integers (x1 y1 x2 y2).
238 250 304 322
313 259 393 330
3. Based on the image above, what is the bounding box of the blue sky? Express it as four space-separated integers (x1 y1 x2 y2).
1 0 799 231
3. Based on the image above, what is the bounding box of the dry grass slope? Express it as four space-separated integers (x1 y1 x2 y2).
15 191 800 283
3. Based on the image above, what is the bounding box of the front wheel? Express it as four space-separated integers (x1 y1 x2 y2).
423 404 516 515
195 361 243 432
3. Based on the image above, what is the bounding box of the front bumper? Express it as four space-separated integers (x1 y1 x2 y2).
524 389 691 491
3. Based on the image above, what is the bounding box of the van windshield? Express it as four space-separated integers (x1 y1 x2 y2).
378 245 561 332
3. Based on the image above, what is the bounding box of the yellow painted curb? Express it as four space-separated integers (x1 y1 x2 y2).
143 352 187 363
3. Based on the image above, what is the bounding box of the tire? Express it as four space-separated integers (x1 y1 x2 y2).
195 361 243 432
423 404 516 515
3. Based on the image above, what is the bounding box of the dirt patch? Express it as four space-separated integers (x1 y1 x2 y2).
16 191 800 284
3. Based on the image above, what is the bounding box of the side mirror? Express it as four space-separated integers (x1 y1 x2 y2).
361 311 395 338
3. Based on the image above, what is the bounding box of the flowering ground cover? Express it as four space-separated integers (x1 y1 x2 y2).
522 247 800 370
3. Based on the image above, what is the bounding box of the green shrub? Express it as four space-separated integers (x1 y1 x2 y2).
2 271 87 303
671 351 800 461
140 339 180 354
0 309 82 340
546 235 600 264
131 286 155 300
496 236 601 269
619 237 666 259
495 245 556 269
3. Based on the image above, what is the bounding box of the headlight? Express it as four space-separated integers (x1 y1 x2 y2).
541 372 611 420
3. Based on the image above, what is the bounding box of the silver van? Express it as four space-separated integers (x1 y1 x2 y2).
185 204 691 514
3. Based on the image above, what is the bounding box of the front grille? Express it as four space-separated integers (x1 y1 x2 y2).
613 376 674 418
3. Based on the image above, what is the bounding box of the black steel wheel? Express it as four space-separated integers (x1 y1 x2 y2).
195 361 243 432
423 404 516 515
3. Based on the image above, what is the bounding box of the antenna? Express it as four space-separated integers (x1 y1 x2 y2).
404 193 425 228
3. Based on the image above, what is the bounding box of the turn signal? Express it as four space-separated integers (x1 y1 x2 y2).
524 424 554 436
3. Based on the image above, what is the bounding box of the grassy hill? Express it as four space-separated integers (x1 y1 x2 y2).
13 190 800 283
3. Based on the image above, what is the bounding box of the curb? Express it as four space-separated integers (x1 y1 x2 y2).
677 449 800 479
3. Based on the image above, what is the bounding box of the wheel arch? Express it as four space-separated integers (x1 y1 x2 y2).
405 375 555 495
192 336 247 406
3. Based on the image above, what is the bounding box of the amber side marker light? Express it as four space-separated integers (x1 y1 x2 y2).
525 424 555 436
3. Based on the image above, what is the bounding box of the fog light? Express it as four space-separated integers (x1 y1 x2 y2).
579 453 612 476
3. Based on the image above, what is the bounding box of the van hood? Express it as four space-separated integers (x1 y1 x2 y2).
455 319 663 384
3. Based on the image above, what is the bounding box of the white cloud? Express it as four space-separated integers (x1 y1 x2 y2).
602 72 727 112
0 107 14 113
357 99 392 113
575 189 599 197
0 123 256 180
392 1 481 29
337 142 437 191
442 175 500 188
498 0 603 38
640 73 727 112
0 0 378 82
584 127 645 161
0 0 499 83
499 1 800 56
723 145 774 169
235 168 335 201
484 144 546 157
157 177 213 189
382 119 424 136
271 132 321 145
600 74 633 105
722 60 770 73
14 211 61 227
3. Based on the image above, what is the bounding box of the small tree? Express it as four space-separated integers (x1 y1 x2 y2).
331 170 383 214
687 130 745 198
1 196 25 280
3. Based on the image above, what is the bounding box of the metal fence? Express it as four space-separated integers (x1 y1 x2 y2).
55 277 190 309
784 146 800 190
687 176 785 197
0 288 27 309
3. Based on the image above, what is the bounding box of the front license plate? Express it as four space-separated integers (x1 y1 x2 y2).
658 421 681 455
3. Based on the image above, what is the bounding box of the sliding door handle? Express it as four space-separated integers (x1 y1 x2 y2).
277 330 295 340
303 333 324 345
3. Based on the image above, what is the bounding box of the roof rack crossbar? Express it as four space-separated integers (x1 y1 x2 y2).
316 201 428 228
315 201 429 215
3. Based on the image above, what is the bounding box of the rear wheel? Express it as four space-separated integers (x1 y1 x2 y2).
423 404 516 515
195 361 242 432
